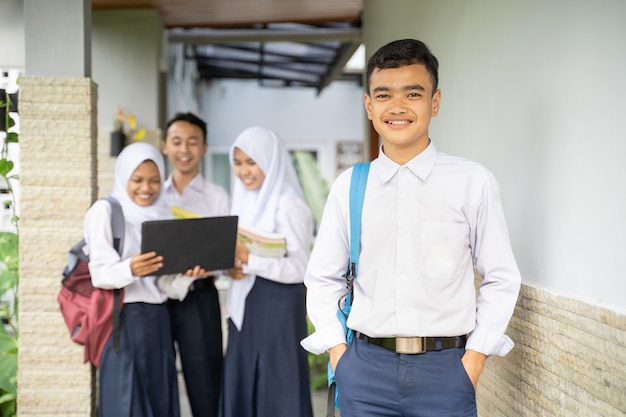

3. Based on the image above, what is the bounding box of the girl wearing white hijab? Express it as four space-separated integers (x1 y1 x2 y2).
220 127 314 417
84 142 184 417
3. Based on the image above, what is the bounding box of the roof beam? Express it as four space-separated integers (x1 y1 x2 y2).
168 27 362 44
316 41 362 95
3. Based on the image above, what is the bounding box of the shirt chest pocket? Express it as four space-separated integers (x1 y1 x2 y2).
418 222 470 280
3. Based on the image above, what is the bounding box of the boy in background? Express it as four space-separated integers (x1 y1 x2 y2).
161 112 230 417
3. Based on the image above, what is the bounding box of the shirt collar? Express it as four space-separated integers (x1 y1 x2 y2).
377 140 439 183
164 174 175 192
164 173 204 194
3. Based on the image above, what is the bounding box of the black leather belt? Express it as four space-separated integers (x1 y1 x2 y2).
356 332 467 354
189 276 215 292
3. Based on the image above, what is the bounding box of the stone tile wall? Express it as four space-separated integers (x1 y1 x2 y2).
477 283 625 416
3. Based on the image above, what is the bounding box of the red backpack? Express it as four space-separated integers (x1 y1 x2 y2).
57 197 125 367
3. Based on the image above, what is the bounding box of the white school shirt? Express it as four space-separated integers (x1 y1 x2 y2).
162 174 230 218
225 194 312 330
84 199 167 304
241 195 313 285
301 142 522 357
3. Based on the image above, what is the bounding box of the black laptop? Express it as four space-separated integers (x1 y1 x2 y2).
141 215 238 275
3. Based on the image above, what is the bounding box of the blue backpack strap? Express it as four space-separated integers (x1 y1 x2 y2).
328 162 371 416
103 196 125 353
344 162 370 340
348 162 370 279
344 162 370 304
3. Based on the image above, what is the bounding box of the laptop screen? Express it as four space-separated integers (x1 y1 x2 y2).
141 215 238 275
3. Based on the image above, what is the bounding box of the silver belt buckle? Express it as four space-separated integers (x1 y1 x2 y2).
395 337 425 354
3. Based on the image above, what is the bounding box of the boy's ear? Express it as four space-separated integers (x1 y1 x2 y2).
161 140 168 154
431 89 441 117
364 93 373 121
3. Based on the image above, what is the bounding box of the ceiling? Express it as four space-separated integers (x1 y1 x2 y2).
92 0 364 93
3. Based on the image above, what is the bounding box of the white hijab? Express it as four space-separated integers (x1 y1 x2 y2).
110 142 172 232
227 126 304 329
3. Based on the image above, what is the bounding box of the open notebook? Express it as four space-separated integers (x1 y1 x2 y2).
141 215 238 275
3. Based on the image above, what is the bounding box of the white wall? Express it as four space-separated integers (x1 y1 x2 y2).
364 0 626 311
0 0 25 70
199 79 366 184
92 9 164 130
24 0 91 77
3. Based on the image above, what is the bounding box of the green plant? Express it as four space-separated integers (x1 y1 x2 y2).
0 87 19 417
0 324 16 417
0 231 17 331
307 318 330 391
294 151 332 391
291 150 330 229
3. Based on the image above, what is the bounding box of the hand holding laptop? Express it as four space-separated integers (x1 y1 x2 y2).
181 264 214 279
130 251 164 277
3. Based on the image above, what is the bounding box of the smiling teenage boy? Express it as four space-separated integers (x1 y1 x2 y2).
302 39 521 417
161 112 230 417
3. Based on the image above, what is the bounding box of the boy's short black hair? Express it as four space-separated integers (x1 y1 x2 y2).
164 112 207 143
365 39 439 95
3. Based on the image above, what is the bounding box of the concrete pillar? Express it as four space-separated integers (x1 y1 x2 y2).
18 0 96 415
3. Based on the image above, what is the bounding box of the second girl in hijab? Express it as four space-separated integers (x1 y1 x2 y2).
220 126 314 417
